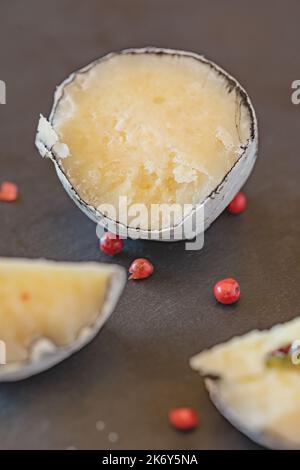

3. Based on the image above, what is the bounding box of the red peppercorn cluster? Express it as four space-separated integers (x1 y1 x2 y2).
99 233 154 280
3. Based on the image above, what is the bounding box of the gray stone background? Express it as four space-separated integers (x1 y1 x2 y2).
0 0 299 449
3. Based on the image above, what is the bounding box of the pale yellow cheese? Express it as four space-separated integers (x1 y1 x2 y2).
0 258 115 363
52 53 251 229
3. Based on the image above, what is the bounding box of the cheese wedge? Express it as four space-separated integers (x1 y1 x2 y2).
0 258 125 369
190 317 300 449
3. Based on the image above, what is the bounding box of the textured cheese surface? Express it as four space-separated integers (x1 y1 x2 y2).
53 53 251 229
0 258 113 363
191 317 300 446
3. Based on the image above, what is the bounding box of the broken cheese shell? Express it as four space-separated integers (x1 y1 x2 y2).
0 258 126 381
190 317 300 449
36 47 258 239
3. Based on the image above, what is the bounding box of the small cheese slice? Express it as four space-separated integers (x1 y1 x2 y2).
0 258 124 363
190 317 300 449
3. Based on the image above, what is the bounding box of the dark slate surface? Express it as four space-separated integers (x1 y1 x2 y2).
0 0 299 450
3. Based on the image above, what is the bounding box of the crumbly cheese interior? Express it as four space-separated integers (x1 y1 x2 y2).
53 53 251 229
190 317 300 448
0 258 113 363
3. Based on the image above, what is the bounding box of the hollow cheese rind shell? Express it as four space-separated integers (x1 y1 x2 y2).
36 47 258 241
